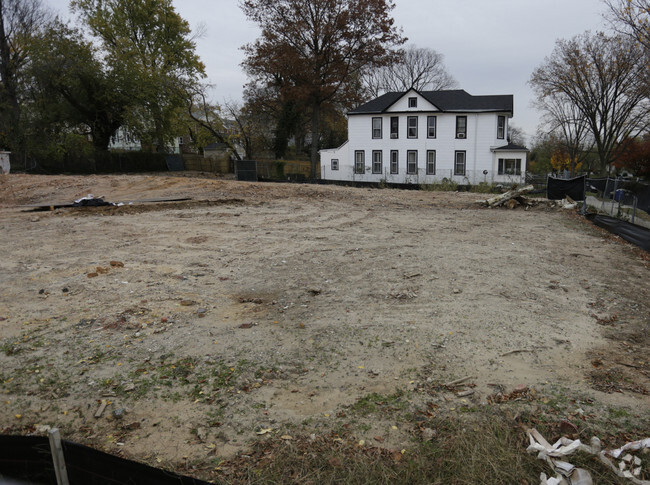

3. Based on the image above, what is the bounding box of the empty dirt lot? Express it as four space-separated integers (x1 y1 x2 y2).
0 173 648 479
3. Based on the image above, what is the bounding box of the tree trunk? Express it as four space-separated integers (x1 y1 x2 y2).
310 100 320 179
0 6 21 151
484 185 534 208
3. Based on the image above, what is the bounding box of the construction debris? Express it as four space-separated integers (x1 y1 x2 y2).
527 428 650 485
479 186 581 211
482 185 534 208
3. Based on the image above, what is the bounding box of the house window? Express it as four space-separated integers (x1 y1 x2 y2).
390 116 399 139
407 150 418 174
372 150 382 174
331 159 339 171
407 116 418 138
427 116 436 138
426 150 436 175
408 97 417 108
497 116 505 139
390 150 398 174
498 158 521 175
354 151 365 174
456 116 467 139
372 117 382 139
454 151 466 175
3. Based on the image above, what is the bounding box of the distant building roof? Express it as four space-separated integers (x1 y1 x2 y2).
349 89 513 115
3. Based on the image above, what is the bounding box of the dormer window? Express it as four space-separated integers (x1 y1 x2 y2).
408 97 417 108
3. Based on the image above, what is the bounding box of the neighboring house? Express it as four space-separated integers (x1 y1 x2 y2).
204 140 244 161
320 89 528 185
203 142 229 159
109 127 183 154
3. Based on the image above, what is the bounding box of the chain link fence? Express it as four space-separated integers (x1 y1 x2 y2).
585 177 650 227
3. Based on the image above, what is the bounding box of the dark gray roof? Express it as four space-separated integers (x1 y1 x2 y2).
349 89 513 115
491 143 529 151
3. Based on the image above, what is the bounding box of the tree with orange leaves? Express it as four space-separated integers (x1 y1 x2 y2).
614 136 650 178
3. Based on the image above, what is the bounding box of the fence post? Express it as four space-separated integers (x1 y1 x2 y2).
610 179 618 216
580 176 587 215
49 428 70 485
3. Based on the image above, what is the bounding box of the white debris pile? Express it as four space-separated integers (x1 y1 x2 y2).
526 428 649 485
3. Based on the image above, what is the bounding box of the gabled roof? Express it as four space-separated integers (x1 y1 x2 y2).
491 143 529 152
349 89 513 115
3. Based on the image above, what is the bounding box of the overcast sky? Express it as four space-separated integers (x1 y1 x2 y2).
47 0 611 145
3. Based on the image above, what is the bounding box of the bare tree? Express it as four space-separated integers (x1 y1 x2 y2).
530 32 650 174
0 0 50 150
605 0 650 50
505 123 526 147
533 91 594 175
185 84 242 160
364 44 457 97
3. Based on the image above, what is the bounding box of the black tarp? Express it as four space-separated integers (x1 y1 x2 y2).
72 197 113 207
0 435 211 485
164 155 184 171
236 160 257 181
587 178 650 213
586 214 650 252
616 180 650 213
586 177 608 194
547 175 586 201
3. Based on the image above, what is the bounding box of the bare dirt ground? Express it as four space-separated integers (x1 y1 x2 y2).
0 173 648 478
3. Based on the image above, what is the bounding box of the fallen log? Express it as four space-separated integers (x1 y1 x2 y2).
483 185 534 208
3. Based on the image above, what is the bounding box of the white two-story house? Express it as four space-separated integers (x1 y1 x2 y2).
320 88 527 185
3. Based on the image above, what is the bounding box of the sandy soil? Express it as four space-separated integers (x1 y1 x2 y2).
0 173 648 472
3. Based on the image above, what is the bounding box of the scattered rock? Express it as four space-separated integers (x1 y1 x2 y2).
422 428 437 441
196 427 208 442
112 408 126 420
560 420 578 436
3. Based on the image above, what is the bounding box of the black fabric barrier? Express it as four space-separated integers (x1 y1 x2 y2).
586 214 650 252
236 160 258 181
586 178 608 194
0 435 211 485
587 178 650 213
165 155 184 172
547 175 586 201
638 189 650 213
617 180 650 213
